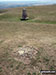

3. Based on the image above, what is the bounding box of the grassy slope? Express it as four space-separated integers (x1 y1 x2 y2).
0 5 56 75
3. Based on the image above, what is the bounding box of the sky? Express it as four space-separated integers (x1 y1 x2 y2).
0 0 56 2
0 0 56 3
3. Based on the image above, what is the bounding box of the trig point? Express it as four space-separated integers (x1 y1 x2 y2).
21 8 29 20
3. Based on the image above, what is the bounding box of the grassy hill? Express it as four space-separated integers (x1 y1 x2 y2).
0 5 56 75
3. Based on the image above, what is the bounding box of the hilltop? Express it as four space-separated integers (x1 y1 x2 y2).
0 5 56 75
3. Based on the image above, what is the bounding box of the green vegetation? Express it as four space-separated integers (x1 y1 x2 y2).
28 20 56 24
0 40 4 44
50 66 55 70
0 67 2 72
32 72 36 75
27 72 31 75
38 73 40 75
0 13 56 24
16 62 22 70
0 14 20 21
10 64 13 68
0 9 7 13
43 56 50 63
18 45 22 47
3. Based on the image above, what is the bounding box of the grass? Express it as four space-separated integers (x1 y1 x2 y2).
0 4 56 75
0 14 56 24
0 9 7 13
0 40 4 44
0 5 56 24
0 14 20 21
43 56 50 62
18 45 22 47
50 66 54 70
0 67 2 72
27 72 31 75
10 64 13 68
43 56 50 66
27 72 36 75
32 72 36 75
29 20 56 24
16 62 23 70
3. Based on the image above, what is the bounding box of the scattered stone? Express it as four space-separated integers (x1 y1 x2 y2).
18 50 25 55
12 46 38 64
